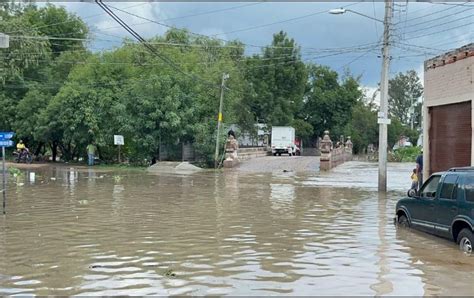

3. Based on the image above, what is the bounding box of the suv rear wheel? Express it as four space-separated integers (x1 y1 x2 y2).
457 228 473 254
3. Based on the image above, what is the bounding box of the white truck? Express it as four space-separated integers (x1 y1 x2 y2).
271 126 297 156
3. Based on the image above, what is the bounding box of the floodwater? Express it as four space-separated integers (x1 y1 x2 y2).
0 162 473 295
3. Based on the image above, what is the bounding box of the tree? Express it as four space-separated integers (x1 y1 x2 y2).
240 31 306 127
23 4 88 55
344 102 378 154
388 70 423 127
302 64 362 140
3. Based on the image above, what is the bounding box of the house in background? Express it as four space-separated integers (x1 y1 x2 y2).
423 43 474 179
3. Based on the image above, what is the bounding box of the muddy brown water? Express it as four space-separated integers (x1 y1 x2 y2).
0 162 473 295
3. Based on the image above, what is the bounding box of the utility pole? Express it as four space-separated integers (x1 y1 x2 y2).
378 0 393 192
214 73 229 168
1 33 9 214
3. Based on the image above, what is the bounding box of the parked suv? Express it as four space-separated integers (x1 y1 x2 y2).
395 167 474 254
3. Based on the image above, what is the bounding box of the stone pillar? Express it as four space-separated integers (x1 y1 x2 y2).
345 136 353 162
223 135 240 168
320 130 332 171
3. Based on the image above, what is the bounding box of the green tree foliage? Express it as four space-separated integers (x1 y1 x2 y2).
303 65 362 140
3 3 400 164
1 4 90 158
388 118 419 149
344 101 378 154
22 4 88 55
241 31 306 127
37 32 244 163
388 70 423 126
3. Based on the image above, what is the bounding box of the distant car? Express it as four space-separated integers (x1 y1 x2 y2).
395 167 474 254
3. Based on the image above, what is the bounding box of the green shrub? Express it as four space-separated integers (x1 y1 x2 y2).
389 146 421 162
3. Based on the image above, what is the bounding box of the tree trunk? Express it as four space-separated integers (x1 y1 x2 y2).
51 141 58 162
59 142 73 161
34 142 44 157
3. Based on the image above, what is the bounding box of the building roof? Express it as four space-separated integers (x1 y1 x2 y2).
424 43 474 71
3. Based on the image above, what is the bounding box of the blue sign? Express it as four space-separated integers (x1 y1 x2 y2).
0 132 15 141
0 140 14 147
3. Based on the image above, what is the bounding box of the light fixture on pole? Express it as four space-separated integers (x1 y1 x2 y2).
329 8 384 23
328 8 346 15
329 1 393 192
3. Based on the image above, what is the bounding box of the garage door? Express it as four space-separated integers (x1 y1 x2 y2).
429 101 471 174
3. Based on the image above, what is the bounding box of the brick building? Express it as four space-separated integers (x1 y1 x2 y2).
423 43 474 179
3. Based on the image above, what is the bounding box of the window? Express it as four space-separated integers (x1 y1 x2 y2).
463 176 474 203
420 175 441 199
439 174 458 200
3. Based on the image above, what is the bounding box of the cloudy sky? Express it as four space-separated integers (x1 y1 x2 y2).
45 1 473 96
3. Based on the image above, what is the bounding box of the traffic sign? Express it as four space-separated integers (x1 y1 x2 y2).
114 135 124 145
377 118 392 125
0 140 14 147
0 132 15 141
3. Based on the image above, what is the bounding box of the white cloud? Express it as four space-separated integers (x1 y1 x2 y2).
43 2 473 87
362 86 381 106
93 3 168 39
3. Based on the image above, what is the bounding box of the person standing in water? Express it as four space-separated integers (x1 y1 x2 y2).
86 142 97 166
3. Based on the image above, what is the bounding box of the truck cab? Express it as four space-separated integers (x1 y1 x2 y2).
395 167 474 253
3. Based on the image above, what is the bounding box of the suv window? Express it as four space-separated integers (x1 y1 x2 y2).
419 175 441 199
462 176 474 203
439 174 458 200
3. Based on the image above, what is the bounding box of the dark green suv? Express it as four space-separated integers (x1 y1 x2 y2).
395 167 474 254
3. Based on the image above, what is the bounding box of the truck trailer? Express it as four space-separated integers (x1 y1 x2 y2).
271 126 297 156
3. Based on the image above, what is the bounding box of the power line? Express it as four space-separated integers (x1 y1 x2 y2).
95 0 221 90
132 2 264 23
37 2 266 39
403 20 474 41
427 2 474 7
10 33 381 54
399 5 474 30
6 2 147 35
395 2 462 24
372 0 381 40
105 1 364 50
403 13 473 36
337 48 377 71
210 3 360 37
2 46 380 69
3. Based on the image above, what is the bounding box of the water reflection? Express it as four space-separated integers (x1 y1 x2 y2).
0 164 473 295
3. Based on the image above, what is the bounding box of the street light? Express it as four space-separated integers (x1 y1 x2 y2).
328 8 346 15
328 8 384 23
330 1 393 192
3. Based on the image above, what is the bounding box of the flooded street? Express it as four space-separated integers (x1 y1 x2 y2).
0 162 473 295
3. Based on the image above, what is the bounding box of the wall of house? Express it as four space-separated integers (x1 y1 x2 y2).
423 44 474 179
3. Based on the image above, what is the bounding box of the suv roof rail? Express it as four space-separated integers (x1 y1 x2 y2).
448 167 474 172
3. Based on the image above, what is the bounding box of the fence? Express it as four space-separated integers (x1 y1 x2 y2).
319 130 353 171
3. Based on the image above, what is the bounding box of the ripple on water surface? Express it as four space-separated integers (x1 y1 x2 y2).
0 162 473 295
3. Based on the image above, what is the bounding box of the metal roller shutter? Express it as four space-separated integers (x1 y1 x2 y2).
429 101 471 174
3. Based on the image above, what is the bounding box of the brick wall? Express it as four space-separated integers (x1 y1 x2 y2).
423 44 474 179
424 44 474 107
